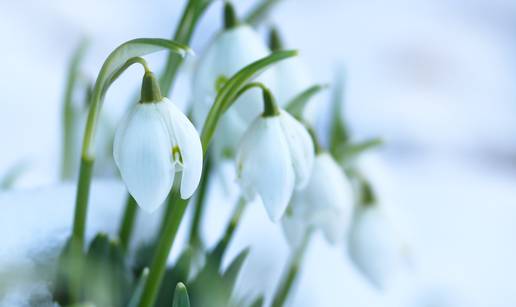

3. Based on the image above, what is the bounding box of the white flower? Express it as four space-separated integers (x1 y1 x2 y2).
192 24 276 159
282 152 354 247
113 75 203 212
236 110 314 221
347 204 407 289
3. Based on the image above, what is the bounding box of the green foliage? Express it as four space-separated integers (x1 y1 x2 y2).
83 233 133 307
285 84 328 120
172 283 191 307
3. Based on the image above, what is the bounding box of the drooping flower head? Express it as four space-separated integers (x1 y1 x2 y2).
347 181 409 289
236 88 314 221
282 152 354 247
113 71 203 212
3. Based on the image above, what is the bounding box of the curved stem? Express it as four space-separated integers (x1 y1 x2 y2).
271 231 313 307
188 154 212 246
216 197 247 257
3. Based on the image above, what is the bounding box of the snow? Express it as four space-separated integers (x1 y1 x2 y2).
1 0 516 306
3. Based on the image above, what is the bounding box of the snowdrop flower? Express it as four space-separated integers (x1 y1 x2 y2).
114 71 203 212
282 152 354 247
192 3 276 159
236 89 314 221
348 189 408 289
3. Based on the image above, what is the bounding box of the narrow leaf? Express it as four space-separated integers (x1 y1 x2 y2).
127 268 149 307
285 84 328 119
222 248 250 290
172 282 191 307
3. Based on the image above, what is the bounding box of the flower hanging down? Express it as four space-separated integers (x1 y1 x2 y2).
192 2 276 159
236 89 314 221
114 71 203 212
347 184 409 289
282 152 354 247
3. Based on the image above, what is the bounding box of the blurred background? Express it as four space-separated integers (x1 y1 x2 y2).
1 0 516 306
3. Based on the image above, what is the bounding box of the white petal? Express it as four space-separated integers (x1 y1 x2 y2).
236 116 295 221
192 25 273 149
278 111 314 189
159 98 203 199
113 104 174 212
348 206 405 289
289 153 354 245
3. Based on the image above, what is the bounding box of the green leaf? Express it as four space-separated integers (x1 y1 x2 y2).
0 160 30 190
222 248 250 290
84 233 133 307
127 268 149 307
329 71 350 156
200 50 298 152
335 137 383 164
82 38 192 158
52 238 81 305
245 0 284 26
172 283 191 307
155 247 193 307
285 84 328 120
249 296 264 307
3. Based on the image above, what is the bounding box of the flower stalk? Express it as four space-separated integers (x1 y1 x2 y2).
71 38 191 248
272 230 313 307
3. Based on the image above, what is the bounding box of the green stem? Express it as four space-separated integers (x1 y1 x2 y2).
160 0 211 95
118 195 138 251
71 158 94 247
271 231 312 307
61 40 88 181
188 155 212 246
218 197 247 256
137 197 189 307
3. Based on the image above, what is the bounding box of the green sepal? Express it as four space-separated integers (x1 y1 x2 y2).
224 2 240 29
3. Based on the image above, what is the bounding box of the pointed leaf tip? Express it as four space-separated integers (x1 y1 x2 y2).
173 282 191 307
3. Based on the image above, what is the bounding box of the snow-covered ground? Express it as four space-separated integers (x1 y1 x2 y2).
1 0 516 306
